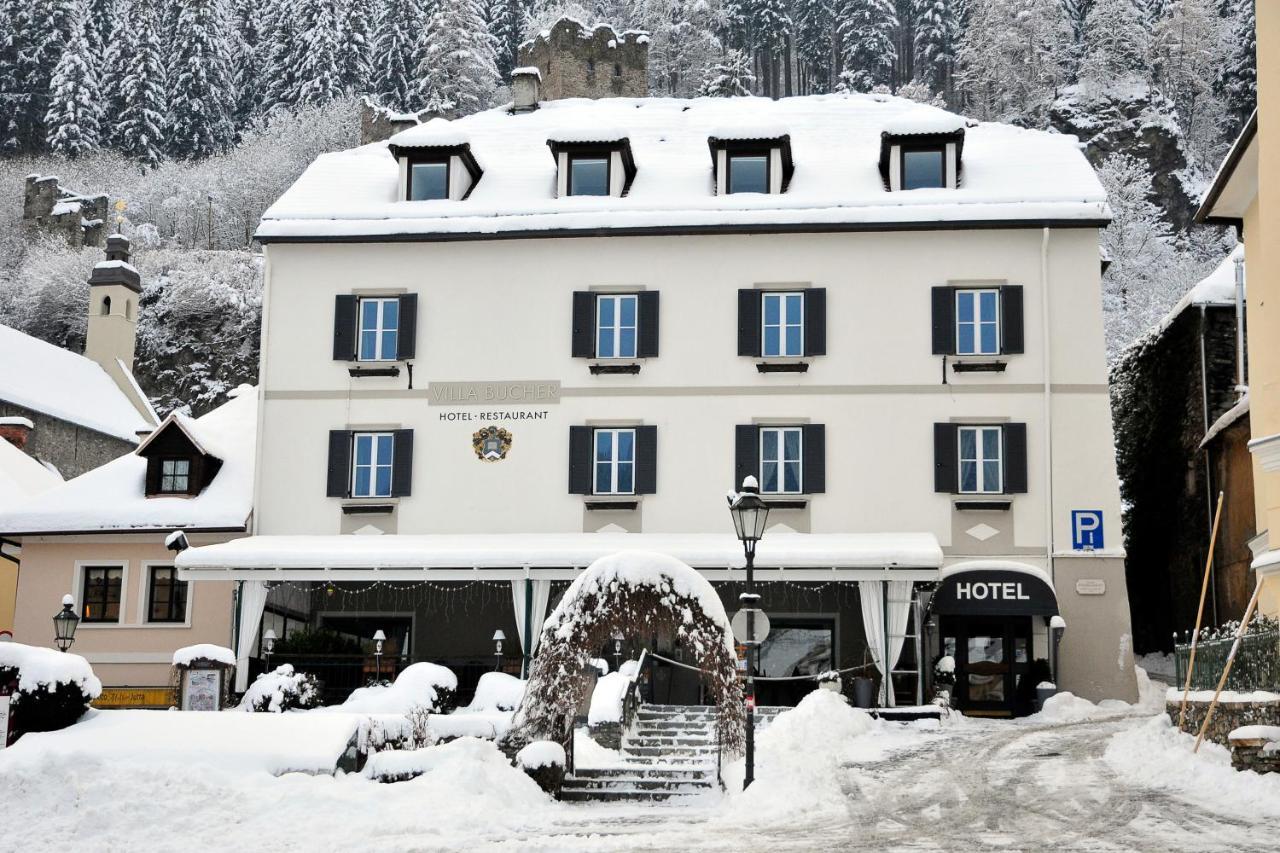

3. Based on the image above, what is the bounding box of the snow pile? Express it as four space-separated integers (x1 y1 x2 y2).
587 670 631 725
239 664 320 713
1105 715 1280 820
336 662 457 714
572 726 628 768
362 738 550 812
172 644 235 667
516 740 565 770
1030 666 1164 723
1230 725 1280 741
546 125 629 144
1165 687 1280 704
463 672 525 712
0 642 102 699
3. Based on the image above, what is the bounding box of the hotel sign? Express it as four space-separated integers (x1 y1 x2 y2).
932 569 1059 617
427 381 560 406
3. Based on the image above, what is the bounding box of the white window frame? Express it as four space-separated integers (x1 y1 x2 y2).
955 289 1000 356
595 294 639 359
958 425 1003 494
761 291 804 358
351 432 395 498
593 428 636 495
759 426 803 495
357 297 400 362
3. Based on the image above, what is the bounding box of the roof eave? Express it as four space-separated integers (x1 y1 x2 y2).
1195 110 1258 225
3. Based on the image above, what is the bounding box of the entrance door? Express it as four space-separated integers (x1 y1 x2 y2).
943 616 1032 717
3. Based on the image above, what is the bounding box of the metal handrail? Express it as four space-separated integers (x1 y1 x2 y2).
558 712 575 776
620 649 650 735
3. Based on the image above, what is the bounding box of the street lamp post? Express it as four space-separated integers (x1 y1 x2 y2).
492 630 506 672
262 628 277 673
52 595 80 653
612 629 624 672
728 475 770 790
372 629 386 682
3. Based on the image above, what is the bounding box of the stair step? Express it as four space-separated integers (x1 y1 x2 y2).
634 720 713 731
570 766 711 780
558 788 705 803
625 736 714 747
624 746 719 757
607 755 716 766
562 778 714 792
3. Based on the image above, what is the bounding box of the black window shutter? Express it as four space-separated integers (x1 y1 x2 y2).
1003 423 1028 493
145 458 162 496
931 287 955 355
803 288 826 356
734 424 759 489
333 295 357 361
1000 285 1024 354
571 292 595 358
933 423 958 493
737 290 761 357
637 291 660 358
396 294 418 360
635 425 657 494
326 430 352 497
568 426 593 494
802 424 826 494
390 429 414 497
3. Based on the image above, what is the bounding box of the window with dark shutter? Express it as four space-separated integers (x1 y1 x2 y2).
933 423 959 492
1000 285 1024 354
1003 423 1028 493
391 429 414 497
396 294 418 360
333 295 357 361
738 290 761 357
931 287 955 355
634 425 657 494
568 426 593 493
637 292 660 358
572 292 595 358
326 430 352 497
801 424 826 493
734 424 760 489
803 289 826 357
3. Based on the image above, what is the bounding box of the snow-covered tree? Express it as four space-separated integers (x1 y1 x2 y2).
415 0 499 116
956 0 1073 124
793 0 836 93
752 0 792 96
1149 0 1228 166
1078 0 1150 91
112 0 167 167
372 0 427 111
0 0 24 151
167 0 237 158
697 48 756 96
229 0 266 128
294 0 347 105
836 0 898 93
1215 0 1255 137
10 0 80 152
45 8 102 157
488 0 530 76
913 0 959 97
337 0 374 94
261 0 302 111
647 0 724 97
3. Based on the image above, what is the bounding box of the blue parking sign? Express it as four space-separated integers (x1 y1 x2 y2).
1072 510 1104 550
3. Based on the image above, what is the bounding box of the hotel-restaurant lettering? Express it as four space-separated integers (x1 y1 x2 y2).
955 581 1032 602
428 381 561 405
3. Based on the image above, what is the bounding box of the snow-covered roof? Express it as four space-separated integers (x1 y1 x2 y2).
257 94 1110 241
388 118 471 149
1201 393 1250 449
1152 245 1245 335
0 438 62 512
176 532 942 579
0 386 257 535
0 323 155 442
546 125 629 145
938 559 1055 592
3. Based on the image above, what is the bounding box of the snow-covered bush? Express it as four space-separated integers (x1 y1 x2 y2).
465 672 526 713
933 655 956 687
0 642 102 739
238 664 322 713
338 662 458 715
515 740 567 794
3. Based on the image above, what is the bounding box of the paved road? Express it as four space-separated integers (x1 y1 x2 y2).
500 716 1277 852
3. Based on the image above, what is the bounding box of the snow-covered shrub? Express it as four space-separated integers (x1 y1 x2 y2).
0 643 102 739
515 740 566 794
339 662 458 715
238 664 322 713
465 672 526 713
933 655 956 686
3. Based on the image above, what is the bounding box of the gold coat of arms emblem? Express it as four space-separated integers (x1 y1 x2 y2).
473 425 513 461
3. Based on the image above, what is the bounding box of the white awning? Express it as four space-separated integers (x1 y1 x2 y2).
176 532 942 582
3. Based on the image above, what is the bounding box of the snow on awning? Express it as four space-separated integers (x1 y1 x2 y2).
176 532 943 582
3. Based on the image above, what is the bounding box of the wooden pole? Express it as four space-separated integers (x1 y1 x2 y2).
1193 579 1264 752
1179 491 1225 729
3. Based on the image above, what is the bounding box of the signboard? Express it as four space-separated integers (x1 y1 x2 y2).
93 687 176 709
932 568 1059 617
427 381 560 406
1075 579 1107 596
0 688 11 750
731 609 771 645
182 670 221 711
1071 510 1105 550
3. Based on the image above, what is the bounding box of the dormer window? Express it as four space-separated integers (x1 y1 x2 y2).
880 126 965 192
159 458 191 493
407 158 449 200
547 133 636 198
137 414 223 498
388 129 483 201
708 130 793 196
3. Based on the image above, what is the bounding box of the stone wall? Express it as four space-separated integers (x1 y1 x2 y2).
1167 697 1280 747
0 403 135 480
518 19 649 101
1229 732 1280 774
22 175 107 248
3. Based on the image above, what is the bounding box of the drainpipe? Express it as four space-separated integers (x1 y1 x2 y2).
1199 306 1219 624
1041 229 1055 579
1235 255 1247 397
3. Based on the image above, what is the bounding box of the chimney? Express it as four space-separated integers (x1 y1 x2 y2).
511 67 541 112
85 235 153 424
0 416 33 450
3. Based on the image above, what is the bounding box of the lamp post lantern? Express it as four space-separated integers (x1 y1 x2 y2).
53 594 80 653
372 629 387 682
611 629 624 672
492 629 506 672
262 628 277 673
728 475 770 790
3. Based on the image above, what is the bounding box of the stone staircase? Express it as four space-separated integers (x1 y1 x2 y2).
560 703 787 803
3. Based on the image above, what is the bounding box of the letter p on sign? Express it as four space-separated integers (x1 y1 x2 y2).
1072 510 1104 551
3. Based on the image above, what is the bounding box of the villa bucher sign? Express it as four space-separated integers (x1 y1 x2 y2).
932 569 1058 617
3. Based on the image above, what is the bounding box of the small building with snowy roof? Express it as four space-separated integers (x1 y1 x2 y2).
183 81 1137 715
1 386 257 702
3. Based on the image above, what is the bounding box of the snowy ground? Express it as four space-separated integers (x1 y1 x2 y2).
3 681 1278 852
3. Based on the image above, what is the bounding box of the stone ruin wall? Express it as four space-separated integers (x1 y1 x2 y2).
518 19 649 101
22 175 108 248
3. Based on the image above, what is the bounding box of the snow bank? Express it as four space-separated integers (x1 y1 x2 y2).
1230 725 1280 741
335 662 457 714
572 726 628 768
516 740 565 770
172 644 235 667
587 670 631 725
430 712 513 740
1027 666 1164 723
239 664 319 713
463 672 525 712
0 642 102 699
362 738 550 810
1105 714 1280 821
1165 687 1280 704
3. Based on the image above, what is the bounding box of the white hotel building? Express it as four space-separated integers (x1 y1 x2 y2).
175 85 1138 715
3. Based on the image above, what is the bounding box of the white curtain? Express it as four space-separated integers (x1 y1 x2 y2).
859 580 916 707
234 581 270 692
511 579 553 673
